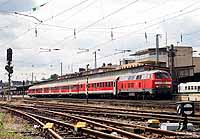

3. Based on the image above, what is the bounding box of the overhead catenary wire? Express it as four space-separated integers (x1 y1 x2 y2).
70 4 200 66
51 0 200 51
86 4 200 51
1 1 200 63
53 0 140 47
2 0 198 51
0 0 92 49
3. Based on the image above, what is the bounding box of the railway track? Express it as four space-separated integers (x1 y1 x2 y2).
1 98 200 138
21 103 200 125
1 106 132 139
24 98 178 109
23 97 200 111
1 103 197 139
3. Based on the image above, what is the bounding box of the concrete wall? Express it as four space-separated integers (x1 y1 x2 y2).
174 47 193 67
193 57 200 73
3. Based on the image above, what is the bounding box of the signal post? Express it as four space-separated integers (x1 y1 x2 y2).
5 48 13 100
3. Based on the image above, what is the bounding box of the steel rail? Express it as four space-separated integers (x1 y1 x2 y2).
27 112 126 139
28 104 200 125
18 106 148 139
21 105 193 137
76 114 192 137
1 105 127 139
1 106 63 139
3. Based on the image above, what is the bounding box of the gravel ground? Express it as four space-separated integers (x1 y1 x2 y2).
0 109 44 139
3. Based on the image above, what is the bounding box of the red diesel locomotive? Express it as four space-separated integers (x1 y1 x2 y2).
28 70 172 99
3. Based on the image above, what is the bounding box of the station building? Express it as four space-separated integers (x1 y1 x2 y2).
129 45 200 82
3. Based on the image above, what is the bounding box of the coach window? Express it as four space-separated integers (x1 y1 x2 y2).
195 86 197 90
136 75 142 80
142 74 147 79
198 86 200 91
191 86 193 90
185 86 187 90
188 86 190 90
147 74 151 79
110 82 113 87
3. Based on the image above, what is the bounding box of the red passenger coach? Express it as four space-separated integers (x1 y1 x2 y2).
28 70 172 99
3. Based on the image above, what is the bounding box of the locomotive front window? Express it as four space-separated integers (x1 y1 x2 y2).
155 72 170 79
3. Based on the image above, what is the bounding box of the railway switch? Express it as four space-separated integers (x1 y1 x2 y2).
147 119 160 128
74 122 86 132
43 123 54 129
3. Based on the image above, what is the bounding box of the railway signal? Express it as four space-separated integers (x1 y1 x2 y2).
176 101 194 131
5 48 13 100
7 48 12 61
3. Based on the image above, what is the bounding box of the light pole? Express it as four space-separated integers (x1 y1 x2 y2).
77 48 101 69
156 34 161 66
60 62 63 76
86 64 89 104
31 65 34 84
39 48 61 77
93 49 100 69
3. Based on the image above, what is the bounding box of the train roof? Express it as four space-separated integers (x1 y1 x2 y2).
179 82 200 86
29 70 169 89
29 75 119 89
118 70 169 81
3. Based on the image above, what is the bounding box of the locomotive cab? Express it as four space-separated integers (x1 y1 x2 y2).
152 71 172 98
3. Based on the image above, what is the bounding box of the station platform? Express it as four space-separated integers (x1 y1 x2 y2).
174 93 200 101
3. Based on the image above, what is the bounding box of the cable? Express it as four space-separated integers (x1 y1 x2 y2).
0 0 92 49
87 5 200 51
0 27 35 49
42 0 91 23
78 0 140 30
62 0 97 24
55 0 140 47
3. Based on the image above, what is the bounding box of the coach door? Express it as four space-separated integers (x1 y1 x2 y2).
113 77 119 96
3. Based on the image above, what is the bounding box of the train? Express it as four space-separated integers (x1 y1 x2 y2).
28 70 172 99
178 82 200 94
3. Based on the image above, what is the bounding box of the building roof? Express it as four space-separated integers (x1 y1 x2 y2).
130 45 192 56
130 47 167 56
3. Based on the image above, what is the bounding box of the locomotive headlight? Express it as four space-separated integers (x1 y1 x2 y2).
156 86 159 88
